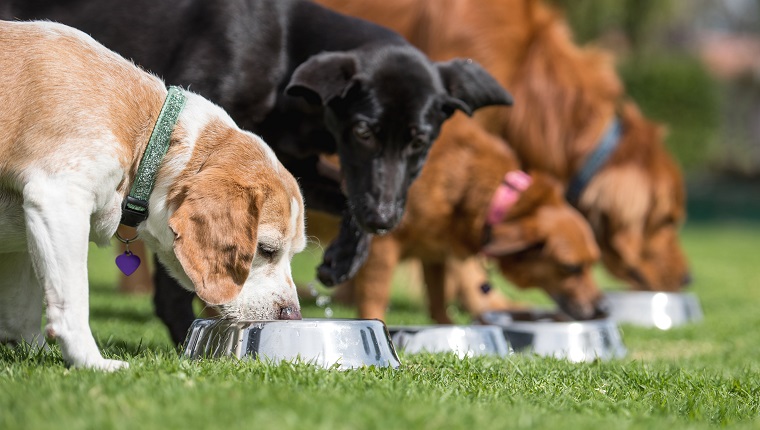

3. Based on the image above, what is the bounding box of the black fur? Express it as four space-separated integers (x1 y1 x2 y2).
2 0 513 344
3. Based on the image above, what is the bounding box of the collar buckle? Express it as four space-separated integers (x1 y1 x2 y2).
120 196 149 228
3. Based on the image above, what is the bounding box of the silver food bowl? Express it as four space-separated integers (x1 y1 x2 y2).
183 318 401 370
478 310 627 362
604 291 703 329
387 325 512 358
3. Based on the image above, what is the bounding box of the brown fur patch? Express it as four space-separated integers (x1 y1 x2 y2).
0 21 165 191
167 119 301 304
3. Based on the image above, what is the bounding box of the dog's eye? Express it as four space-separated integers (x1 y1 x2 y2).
660 215 678 228
352 121 373 142
559 264 583 275
409 136 429 153
257 243 278 261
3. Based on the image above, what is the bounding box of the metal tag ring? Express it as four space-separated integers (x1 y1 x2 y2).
115 230 139 244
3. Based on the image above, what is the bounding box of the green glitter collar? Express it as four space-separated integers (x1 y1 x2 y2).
120 86 187 227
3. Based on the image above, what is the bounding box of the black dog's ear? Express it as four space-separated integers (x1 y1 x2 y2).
436 59 514 115
286 52 359 106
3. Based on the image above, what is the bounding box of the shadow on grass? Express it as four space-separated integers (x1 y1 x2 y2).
0 339 177 367
89 307 156 325
0 342 66 366
97 337 178 358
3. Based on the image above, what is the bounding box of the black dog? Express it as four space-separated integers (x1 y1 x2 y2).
3 0 512 344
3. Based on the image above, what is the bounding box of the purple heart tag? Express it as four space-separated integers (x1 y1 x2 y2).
115 251 141 276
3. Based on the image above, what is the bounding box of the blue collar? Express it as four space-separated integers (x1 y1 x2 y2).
565 117 622 206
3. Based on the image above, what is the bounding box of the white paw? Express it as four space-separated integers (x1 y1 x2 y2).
82 358 130 371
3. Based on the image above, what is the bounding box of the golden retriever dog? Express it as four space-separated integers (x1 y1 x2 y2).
312 114 604 322
316 0 691 292
0 21 306 370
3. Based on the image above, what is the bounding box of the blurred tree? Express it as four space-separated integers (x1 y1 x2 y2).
549 0 674 53
547 0 620 43
622 0 671 53
548 0 720 171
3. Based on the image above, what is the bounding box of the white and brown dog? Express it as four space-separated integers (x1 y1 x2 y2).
0 21 306 370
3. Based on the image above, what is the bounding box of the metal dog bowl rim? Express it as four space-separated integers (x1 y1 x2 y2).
387 324 513 358
477 310 627 362
183 317 401 370
603 290 704 329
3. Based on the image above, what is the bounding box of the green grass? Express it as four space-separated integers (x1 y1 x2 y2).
2 223 760 429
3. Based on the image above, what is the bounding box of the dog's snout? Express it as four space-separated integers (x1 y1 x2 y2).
593 295 611 319
362 217 394 233
554 293 607 321
358 208 401 233
278 305 302 320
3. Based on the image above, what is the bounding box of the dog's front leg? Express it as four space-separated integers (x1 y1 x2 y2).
421 262 453 324
317 213 371 286
23 181 127 371
353 235 401 321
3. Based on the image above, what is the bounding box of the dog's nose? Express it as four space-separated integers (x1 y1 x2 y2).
358 205 402 233
554 293 608 321
278 306 302 320
592 295 611 319
681 273 693 288
360 216 396 234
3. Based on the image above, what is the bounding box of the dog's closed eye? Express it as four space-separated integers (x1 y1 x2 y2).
559 263 584 275
652 215 678 230
257 243 279 261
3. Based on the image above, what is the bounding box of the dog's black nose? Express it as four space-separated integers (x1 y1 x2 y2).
593 296 611 319
357 206 402 233
360 217 395 234
681 273 693 288
278 306 302 320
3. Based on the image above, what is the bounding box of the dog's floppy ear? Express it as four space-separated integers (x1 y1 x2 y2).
482 219 542 256
436 59 514 115
286 52 360 105
169 182 261 305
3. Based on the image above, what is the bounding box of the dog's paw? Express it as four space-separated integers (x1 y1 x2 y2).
83 358 130 372
317 214 372 286
317 236 371 287
317 251 354 286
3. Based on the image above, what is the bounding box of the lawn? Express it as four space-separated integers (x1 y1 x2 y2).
1 222 759 430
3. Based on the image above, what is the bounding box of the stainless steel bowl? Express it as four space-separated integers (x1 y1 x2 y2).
183 318 401 370
604 291 704 329
478 310 627 362
387 325 512 358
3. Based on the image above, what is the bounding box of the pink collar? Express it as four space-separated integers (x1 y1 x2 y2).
486 170 532 225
